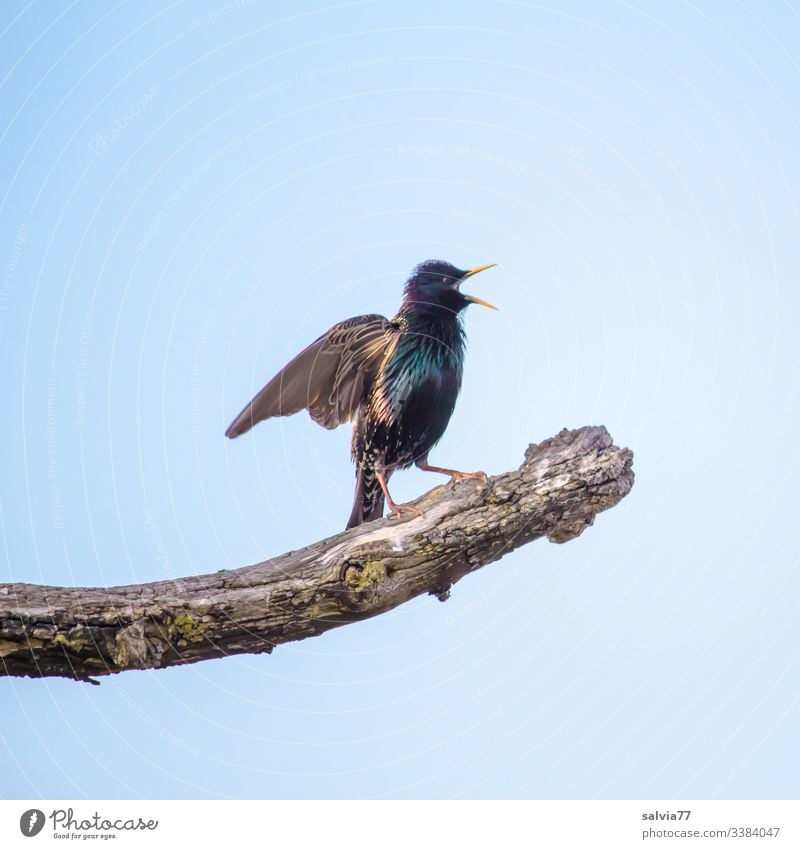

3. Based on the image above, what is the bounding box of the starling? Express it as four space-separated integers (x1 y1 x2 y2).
225 259 497 528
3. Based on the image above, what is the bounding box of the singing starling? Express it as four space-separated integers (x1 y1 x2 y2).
225 259 497 528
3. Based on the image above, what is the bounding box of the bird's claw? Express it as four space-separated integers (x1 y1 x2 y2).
449 470 488 484
388 502 424 521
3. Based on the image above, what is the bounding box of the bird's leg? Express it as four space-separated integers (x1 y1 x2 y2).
415 457 488 484
375 469 423 520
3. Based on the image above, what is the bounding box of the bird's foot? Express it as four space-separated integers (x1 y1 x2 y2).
387 500 424 521
448 470 488 484
416 460 488 486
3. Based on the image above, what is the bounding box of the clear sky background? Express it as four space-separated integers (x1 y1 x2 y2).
1 0 798 800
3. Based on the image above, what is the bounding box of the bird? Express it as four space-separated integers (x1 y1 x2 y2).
225 259 497 528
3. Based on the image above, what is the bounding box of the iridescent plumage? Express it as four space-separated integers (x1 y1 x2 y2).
225 259 496 527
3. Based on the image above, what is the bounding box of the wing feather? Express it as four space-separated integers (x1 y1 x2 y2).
225 314 395 438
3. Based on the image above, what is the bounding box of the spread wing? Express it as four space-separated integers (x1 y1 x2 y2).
225 314 396 438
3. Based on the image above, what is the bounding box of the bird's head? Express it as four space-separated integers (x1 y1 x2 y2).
402 259 497 315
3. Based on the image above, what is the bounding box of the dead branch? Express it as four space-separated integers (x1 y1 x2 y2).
0 426 633 683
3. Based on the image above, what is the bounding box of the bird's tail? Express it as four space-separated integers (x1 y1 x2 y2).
346 465 386 529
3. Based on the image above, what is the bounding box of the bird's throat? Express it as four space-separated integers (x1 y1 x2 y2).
394 304 466 367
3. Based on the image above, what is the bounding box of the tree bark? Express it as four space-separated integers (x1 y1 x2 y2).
0 426 633 684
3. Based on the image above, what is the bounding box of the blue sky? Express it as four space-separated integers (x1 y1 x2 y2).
1 0 798 799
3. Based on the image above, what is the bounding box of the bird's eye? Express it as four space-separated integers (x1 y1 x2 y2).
442 276 448 283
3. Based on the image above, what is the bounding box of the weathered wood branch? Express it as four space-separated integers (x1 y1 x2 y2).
0 426 633 684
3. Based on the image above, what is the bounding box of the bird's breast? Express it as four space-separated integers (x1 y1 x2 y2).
382 335 462 413
360 328 464 467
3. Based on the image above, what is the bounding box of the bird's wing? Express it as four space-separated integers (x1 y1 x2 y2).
225 314 396 438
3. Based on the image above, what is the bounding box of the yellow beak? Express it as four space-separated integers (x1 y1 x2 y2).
461 263 498 310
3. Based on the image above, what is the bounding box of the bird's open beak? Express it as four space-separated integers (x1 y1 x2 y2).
460 263 498 310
